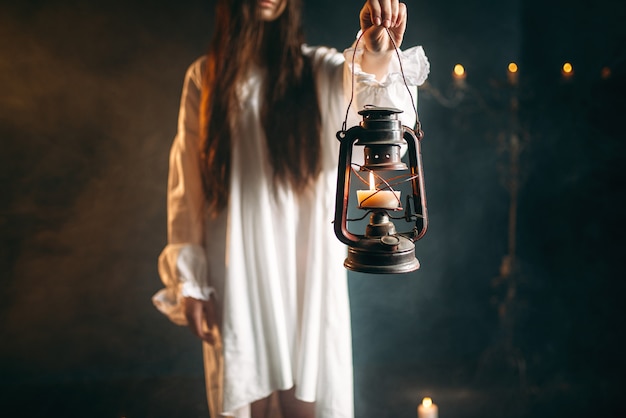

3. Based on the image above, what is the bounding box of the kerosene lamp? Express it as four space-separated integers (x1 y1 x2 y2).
334 105 428 274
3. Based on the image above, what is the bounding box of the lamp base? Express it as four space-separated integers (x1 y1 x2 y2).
344 234 420 274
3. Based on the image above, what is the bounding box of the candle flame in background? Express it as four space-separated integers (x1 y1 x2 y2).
506 62 519 85
562 61 574 77
422 397 433 407
444 60 615 84
369 171 375 190
453 63 465 78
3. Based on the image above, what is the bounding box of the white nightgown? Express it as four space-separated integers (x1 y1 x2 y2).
153 42 429 418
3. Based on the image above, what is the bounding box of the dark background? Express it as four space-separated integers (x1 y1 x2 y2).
1 0 625 417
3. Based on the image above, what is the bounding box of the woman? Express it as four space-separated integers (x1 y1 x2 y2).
153 0 429 417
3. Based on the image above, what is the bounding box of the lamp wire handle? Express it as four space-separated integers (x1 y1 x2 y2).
341 27 421 134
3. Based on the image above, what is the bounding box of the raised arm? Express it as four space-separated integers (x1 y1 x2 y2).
359 0 408 81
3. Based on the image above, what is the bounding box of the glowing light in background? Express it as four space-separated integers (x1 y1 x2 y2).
453 63 466 78
562 61 574 79
507 62 519 85
452 63 466 88
418 397 439 418
601 66 611 79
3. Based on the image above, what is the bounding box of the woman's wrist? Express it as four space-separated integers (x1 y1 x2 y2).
363 47 394 57
361 48 393 81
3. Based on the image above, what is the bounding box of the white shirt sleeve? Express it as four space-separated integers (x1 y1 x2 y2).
152 58 216 326
343 43 430 128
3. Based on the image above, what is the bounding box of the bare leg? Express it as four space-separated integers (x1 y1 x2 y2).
278 387 315 418
251 395 271 418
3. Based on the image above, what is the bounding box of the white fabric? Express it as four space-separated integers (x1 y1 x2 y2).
153 43 429 418
154 244 217 325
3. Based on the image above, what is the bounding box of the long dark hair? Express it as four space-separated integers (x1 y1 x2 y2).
199 0 322 216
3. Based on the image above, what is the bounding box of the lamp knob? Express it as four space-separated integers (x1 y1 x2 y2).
380 235 401 250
